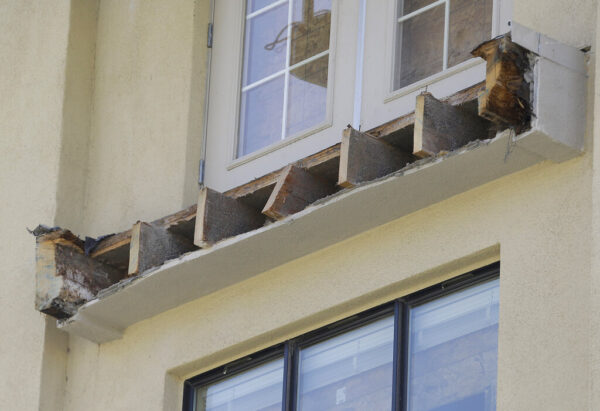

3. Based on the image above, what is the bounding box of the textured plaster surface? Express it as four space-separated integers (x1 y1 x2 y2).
82 0 207 236
514 0 595 48
0 2 71 410
62 153 593 411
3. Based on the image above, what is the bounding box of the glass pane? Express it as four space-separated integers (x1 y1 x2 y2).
196 358 284 411
243 2 289 86
296 316 394 411
238 75 285 157
247 0 279 14
394 4 444 90
286 55 328 137
448 0 493 68
407 278 500 411
399 0 439 17
290 0 332 66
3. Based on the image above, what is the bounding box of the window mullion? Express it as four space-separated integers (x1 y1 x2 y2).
443 0 450 70
281 0 294 140
392 300 407 411
282 341 296 411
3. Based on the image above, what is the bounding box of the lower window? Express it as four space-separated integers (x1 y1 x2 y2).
183 263 499 411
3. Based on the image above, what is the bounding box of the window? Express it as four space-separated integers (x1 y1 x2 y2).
393 0 494 90
359 0 510 132
183 263 500 411
237 0 333 157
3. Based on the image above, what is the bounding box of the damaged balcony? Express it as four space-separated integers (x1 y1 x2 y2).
33 26 587 343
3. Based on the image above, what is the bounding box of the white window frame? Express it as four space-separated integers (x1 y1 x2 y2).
237 0 334 159
359 0 512 132
204 0 357 193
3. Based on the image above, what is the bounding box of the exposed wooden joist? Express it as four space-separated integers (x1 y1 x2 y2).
262 165 337 220
90 230 132 273
128 221 198 276
153 203 197 240
338 127 414 188
35 229 125 319
472 35 531 129
368 82 486 152
224 144 341 210
194 187 266 248
413 92 492 157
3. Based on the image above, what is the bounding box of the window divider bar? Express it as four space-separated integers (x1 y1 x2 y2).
241 50 330 94
246 0 288 20
397 0 445 23
280 0 294 140
391 301 404 411
443 0 450 70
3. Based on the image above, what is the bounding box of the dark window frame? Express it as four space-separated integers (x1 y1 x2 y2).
183 262 500 411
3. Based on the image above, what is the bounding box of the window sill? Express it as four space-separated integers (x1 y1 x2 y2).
227 120 333 170
384 58 485 104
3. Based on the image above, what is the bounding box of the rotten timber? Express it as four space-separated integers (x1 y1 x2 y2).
128 221 197 276
413 92 492 157
338 127 414 188
262 165 337 220
194 187 266 248
35 229 125 318
472 34 532 130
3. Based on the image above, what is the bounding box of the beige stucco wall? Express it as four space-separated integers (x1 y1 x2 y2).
82 0 209 236
1 0 598 410
62 152 594 411
0 2 71 410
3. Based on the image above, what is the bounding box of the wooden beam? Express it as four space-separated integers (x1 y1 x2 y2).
338 127 414 188
153 203 197 240
262 165 337 220
194 187 266 248
413 92 491 157
90 230 132 273
472 35 531 128
35 229 125 319
128 221 198 276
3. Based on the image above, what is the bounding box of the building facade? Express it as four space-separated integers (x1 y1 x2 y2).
1 0 599 410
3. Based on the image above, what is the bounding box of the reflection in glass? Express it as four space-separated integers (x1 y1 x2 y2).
286 55 328 136
407 279 500 411
238 75 285 157
238 0 332 158
394 4 444 89
448 0 493 68
195 358 284 411
296 316 394 411
243 2 289 86
247 0 279 14
290 0 332 66
400 0 439 16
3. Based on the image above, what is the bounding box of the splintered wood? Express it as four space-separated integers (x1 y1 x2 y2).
263 165 336 220
194 187 266 248
34 34 534 320
414 92 492 157
35 229 126 318
338 127 414 188
472 35 531 129
128 221 197 276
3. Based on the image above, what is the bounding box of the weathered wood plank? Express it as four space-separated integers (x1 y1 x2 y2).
262 165 337 220
153 203 197 240
413 92 492 157
472 35 531 129
224 143 341 209
35 229 125 319
194 187 266 248
338 127 415 188
128 221 198 276
89 230 132 272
